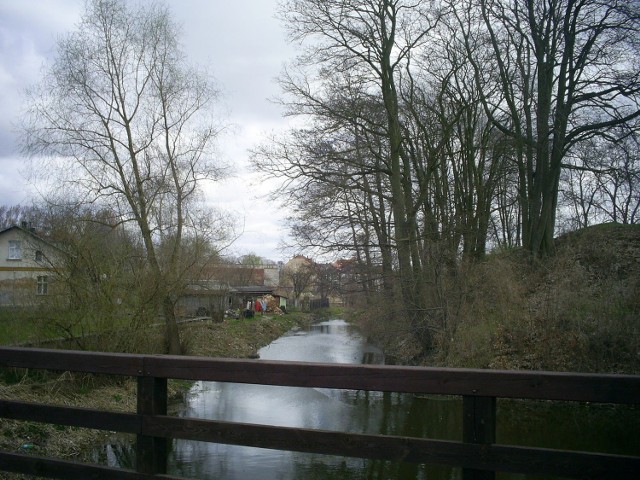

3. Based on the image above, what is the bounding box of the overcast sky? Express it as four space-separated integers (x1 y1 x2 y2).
0 0 296 261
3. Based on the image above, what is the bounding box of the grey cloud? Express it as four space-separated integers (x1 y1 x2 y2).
170 0 293 123
0 1 82 206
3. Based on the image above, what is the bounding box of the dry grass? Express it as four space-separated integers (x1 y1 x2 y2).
436 224 640 373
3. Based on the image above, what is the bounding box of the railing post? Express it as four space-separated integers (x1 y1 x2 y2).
137 373 168 474
463 395 496 480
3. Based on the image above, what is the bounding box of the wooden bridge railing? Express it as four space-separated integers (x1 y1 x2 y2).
0 346 638 479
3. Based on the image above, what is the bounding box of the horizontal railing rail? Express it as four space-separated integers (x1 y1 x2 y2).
0 346 638 479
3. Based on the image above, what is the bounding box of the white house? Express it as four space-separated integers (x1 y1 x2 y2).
0 224 61 306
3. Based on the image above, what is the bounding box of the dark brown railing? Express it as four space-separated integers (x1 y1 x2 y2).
0 346 638 479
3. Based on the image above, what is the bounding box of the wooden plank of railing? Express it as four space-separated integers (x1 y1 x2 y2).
1 348 638 404
0 400 140 433
0 347 143 376
0 404 636 479
143 354 640 403
2 397 637 478
140 415 640 479
0 451 184 480
143 415 466 464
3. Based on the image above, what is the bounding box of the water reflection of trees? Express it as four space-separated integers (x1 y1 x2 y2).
290 393 463 480
497 399 640 456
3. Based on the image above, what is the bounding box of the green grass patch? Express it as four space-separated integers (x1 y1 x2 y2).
0 309 50 345
0 307 154 350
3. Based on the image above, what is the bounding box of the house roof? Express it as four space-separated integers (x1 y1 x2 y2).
182 282 229 296
0 225 32 237
0 224 63 253
231 286 288 299
230 285 276 296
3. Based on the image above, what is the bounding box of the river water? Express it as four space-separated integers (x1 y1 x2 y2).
100 319 639 479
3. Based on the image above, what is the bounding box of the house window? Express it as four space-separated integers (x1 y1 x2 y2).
35 250 43 262
8 240 22 260
37 276 48 295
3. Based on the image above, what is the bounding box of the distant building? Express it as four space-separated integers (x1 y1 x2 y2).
0 224 63 307
175 281 229 320
229 285 287 313
177 263 286 316
206 263 281 288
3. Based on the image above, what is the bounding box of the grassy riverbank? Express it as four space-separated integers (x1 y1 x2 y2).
0 312 314 478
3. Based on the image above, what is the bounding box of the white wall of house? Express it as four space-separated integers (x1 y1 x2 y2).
0 227 57 306
262 264 280 287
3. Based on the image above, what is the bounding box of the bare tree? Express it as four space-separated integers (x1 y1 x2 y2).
560 141 607 229
311 262 340 300
21 0 227 353
27 205 147 345
459 0 640 256
282 257 315 307
274 0 445 345
0 205 33 230
563 133 640 226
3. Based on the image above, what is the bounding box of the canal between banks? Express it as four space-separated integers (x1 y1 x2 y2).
101 318 639 479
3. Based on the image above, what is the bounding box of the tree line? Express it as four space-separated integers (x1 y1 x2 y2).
251 0 640 352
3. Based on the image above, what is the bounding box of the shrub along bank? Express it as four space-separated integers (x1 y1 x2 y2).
357 223 640 375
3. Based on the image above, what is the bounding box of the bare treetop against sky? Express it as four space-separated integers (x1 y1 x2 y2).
0 0 293 260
